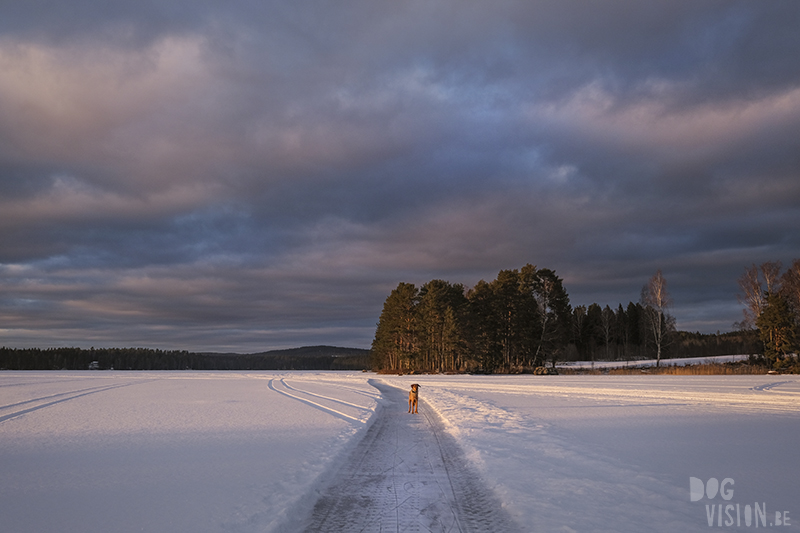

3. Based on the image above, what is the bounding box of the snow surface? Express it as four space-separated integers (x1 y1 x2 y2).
558 353 751 369
299 381 521 532
1 371 798 532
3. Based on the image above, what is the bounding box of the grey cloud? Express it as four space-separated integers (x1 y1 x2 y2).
1 1 799 349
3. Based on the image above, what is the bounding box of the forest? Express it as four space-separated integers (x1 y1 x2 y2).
370 261 800 374
0 345 370 371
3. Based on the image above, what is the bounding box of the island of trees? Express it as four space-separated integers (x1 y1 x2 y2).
370 262 800 374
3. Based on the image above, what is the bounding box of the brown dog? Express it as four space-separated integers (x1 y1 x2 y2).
408 384 420 414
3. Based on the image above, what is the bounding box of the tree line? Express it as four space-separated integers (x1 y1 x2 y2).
371 264 791 374
0 346 370 371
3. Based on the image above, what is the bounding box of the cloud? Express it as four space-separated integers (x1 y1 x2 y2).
1 1 799 349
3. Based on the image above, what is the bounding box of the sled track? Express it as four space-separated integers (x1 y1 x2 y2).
300 382 521 533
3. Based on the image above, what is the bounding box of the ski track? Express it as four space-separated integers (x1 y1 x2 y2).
299 381 521 533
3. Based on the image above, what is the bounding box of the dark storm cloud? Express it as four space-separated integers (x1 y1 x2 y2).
1 0 799 350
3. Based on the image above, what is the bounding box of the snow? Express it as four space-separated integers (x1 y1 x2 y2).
558 353 751 369
0 372 379 533
299 381 522 532
381 374 800 532
1 371 798 532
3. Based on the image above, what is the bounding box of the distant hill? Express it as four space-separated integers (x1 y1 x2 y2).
197 345 371 371
249 345 370 358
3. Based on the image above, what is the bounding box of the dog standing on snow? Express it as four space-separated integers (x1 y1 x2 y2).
408 384 420 414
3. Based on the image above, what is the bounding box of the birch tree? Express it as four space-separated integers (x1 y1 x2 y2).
521 265 571 368
640 270 675 367
736 261 782 330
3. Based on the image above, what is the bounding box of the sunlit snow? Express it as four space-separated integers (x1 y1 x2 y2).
1 371 798 532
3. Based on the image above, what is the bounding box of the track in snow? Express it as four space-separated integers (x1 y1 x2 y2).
0 381 146 424
301 381 522 533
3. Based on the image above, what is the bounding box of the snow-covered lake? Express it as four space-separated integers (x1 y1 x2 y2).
1 371 798 532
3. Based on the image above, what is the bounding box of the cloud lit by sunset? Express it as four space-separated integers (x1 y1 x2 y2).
1 1 799 351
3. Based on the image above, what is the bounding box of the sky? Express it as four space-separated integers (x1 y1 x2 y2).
1 1 799 352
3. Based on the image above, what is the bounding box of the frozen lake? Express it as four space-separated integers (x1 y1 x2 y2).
1 371 798 532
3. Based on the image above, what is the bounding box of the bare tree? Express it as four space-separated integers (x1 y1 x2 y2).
761 261 783 296
736 265 764 330
640 270 674 367
736 261 782 330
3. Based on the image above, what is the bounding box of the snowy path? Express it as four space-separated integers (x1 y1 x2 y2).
300 382 521 533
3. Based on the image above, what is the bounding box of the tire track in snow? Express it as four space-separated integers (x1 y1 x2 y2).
750 381 794 391
299 381 522 533
267 379 367 423
0 381 150 424
334 384 383 400
0 384 134 414
0 377 93 389
281 379 374 411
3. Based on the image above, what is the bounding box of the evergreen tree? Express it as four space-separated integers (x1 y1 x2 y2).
465 279 503 372
490 268 540 370
614 304 627 359
586 303 602 362
441 306 462 371
571 305 588 359
756 292 797 365
416 280 467 372
626 301 643 354
493 269 523 370
371 282 419 372
780 259 800 329
599 305 615 360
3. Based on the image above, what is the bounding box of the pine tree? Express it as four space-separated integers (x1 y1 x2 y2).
416 280 467 373
779 259 800 329
571 305 588 359
465 279 503 373
371 282 419 372
599 305 615 360
756 292 797 365
583 303 601 363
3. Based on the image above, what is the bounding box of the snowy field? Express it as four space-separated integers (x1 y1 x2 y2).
1 371 798 532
